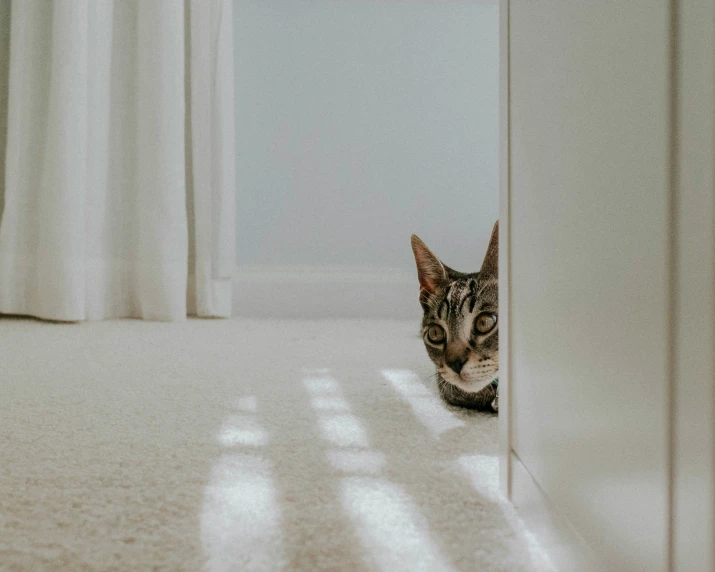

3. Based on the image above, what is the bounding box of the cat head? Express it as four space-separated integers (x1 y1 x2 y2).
411 221 499 399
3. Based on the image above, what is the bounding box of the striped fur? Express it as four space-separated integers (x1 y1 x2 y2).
411 221 499 411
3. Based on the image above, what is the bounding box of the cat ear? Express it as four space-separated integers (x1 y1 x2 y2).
411 235 447 294
480 220 499 278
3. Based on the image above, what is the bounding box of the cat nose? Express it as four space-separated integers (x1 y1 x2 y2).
447 357 466 374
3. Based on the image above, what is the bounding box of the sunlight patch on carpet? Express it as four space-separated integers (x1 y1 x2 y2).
316 413 369 448
217 414 268 447
381 369 464 437
201 453 284 572
304 375 369 447
458 455 556 572
341 476 456 572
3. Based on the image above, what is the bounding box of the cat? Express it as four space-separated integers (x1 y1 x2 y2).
410 221 499 412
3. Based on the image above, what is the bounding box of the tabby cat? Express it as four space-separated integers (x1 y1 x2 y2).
410 221 499 412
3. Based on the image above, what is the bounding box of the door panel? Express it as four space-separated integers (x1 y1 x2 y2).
508 2 670 570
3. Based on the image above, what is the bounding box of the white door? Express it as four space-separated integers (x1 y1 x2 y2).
500 1 715 570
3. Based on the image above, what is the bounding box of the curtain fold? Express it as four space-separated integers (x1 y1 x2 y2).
186 0 236 318
0 0 235 321
0 0 11 238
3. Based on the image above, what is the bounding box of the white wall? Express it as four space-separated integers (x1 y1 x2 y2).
232 0 499 317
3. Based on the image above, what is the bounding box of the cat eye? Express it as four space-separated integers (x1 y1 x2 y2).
427 324 446 344
475 312 497 334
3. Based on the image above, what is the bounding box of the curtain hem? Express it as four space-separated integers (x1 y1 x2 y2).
0 254 188 322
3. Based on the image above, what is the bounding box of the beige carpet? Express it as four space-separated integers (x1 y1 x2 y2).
0 317 553 571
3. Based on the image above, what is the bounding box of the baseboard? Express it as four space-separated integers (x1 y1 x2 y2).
510 452 605 571
232 266 419 319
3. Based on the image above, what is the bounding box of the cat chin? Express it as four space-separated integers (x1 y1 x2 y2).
440 373 493 394
437 374 497 410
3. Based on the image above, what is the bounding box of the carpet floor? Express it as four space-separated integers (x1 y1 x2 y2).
0 317 553 571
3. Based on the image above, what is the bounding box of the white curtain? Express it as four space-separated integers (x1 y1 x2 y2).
0 0 235 321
